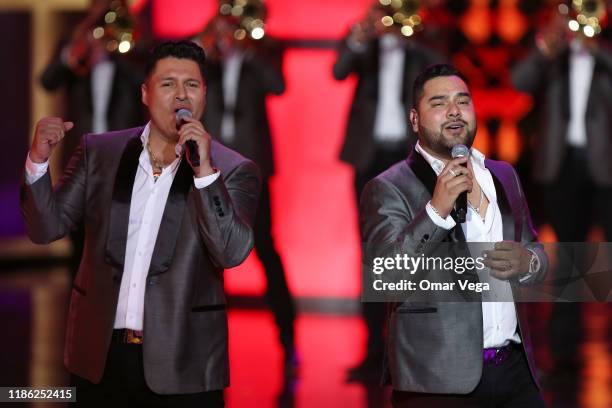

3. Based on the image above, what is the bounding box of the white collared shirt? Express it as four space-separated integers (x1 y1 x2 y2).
91 59 116 134
24 122 221 330
416 141 521 348
221 48 244 143
567 38 595 147
373 34 407 143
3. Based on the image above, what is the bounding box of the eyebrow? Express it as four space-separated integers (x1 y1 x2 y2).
427 92 472 103
159 77 201 82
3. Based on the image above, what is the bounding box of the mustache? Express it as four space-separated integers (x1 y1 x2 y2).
441 119 468 128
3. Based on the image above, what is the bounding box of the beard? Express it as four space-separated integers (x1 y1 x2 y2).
418 120 477 158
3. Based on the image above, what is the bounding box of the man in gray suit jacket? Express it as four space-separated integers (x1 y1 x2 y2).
21 41 260 406
360 64 547 407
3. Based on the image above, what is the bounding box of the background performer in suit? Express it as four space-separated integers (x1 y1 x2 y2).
21 41 261 406
198 3 299 374
332 1 444 382
511 8 612 375
360 64 547 407
40 0 146 280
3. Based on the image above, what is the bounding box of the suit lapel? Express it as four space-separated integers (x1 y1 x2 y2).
105 133 143 273
147 158 193 277
407 150 466 242
485 160 520 241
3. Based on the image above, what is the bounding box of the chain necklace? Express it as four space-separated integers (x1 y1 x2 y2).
146 139 164 182
468 187 485 220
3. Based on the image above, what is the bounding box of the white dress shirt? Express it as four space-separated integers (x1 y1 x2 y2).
567 38 595 148
416 142 522 348
373 34 407 143
91 59 116 134
24 123 221 330
221 49 244 144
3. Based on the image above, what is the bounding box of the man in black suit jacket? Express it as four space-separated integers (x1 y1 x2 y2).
199 11 298 373
511 13 612 372
22 41 260 406
332 2 444 381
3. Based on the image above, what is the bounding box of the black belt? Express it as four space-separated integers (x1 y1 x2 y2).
112 329 143 345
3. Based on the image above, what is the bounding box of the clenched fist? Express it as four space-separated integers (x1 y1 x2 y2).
30 117 74 163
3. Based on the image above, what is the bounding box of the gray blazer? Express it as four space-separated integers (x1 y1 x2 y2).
20 126 261 394
511 44 612 186
360 150 547 394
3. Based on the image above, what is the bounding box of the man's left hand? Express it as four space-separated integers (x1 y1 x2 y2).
177 116 215 177
483 241 532 280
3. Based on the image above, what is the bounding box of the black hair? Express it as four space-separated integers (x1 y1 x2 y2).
412 64 469 108
145 40 207 80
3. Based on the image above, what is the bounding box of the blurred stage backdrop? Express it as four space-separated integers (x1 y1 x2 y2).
0 0 610 406
4 0 605 299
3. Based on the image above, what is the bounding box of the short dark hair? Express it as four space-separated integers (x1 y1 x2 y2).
145 40 207 80
412 64 469 108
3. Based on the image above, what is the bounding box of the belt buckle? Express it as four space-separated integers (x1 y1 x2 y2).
125 329 143 344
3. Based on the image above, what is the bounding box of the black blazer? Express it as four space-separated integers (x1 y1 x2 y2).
203 38 285 179
511 42 612 186
333 35 444 173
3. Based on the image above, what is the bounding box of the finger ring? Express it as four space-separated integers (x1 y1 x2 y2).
449 169 457 177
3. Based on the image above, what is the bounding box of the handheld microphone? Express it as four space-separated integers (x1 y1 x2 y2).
175 108 200 167
451 144 469 223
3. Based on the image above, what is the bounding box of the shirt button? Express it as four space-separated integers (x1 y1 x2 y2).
138 251 143 256
132 283 136 288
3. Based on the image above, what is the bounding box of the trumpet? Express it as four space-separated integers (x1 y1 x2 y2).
91 0 137 54
218 0 267 41
377 0 422 37
558 0 607 37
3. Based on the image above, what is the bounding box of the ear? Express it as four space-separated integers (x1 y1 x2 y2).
409 108 419 133
141 82 149 107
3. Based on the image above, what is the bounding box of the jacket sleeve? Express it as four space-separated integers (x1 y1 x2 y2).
510 47 550 95
20 136 88 244
512 166 548 285
332 34 366 81
191 160 261 269
360 177 452 287
40 41 74 91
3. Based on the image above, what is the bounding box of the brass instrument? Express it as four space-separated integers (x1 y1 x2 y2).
558 0 607 37
91 0 137 54
377 0 422 37
218 0 267 41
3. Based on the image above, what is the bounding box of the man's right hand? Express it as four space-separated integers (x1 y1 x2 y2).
30 117 74 163
430 156 473 218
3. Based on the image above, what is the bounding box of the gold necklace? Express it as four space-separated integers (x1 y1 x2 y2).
146 139 164 181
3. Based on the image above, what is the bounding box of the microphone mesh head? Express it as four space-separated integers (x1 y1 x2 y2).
451 144 469 159
175 108 193 123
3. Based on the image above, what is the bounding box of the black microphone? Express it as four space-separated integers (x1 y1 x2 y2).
451 144 469 223
175 108 200 167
